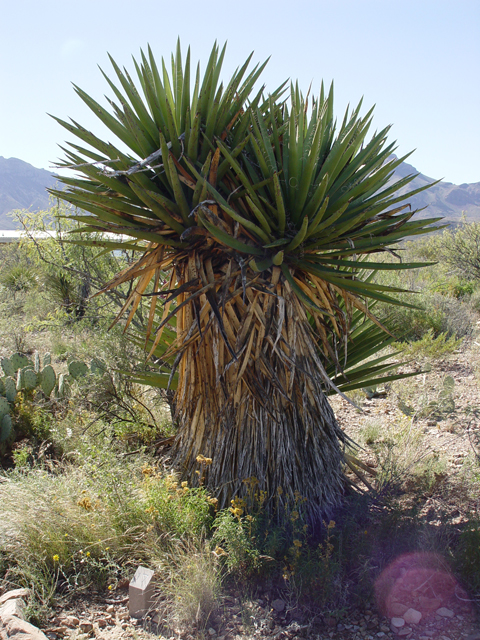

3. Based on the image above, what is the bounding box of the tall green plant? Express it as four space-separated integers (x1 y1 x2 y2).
51 41 439 520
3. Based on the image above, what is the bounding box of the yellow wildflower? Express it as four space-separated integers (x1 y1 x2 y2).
293 539 302 548
214 546 227 557
86 551 91 557
77 495 93 511
53 554 59 562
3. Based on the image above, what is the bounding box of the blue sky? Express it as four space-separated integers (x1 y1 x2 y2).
1 0 478 184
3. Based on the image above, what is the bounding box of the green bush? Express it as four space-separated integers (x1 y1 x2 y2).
143 470 215 539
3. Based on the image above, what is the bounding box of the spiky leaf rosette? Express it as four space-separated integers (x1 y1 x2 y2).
51 42 440 520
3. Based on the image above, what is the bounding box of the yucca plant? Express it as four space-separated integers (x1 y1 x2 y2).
51 42 440 520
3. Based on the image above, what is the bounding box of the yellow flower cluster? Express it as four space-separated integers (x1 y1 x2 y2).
141 464 155 477
196 454 213 466
229 496 246 518
77 494 93 511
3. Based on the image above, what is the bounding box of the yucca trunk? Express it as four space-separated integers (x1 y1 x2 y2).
161 254 345 516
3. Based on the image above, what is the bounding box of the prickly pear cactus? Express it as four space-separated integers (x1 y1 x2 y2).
23 369 38 390
0 396 10 419
0 378 5 397
90 358 107 376
5 377 16 402
10 353 31 373
34 352 40 373
16 368 25 392
43 353 52 366
0 414 12 443
40 365 56 397
1 357 14 378
68 360 89 380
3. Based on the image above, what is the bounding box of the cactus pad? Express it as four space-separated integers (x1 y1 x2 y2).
16 368 25 391
56 374 66 398
34 353 40 373
43 353 52 366
9 353 31 373
0 396 10 419
1 357 14 378
0 414 12 443
68 360 89 379
4 377 16 402
0 378 4 396
40 365 56 397
90 358 107 376
23 369 38 390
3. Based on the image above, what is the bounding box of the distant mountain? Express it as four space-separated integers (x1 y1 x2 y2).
385 157 480 225
0 155 479 230
0 157 57 229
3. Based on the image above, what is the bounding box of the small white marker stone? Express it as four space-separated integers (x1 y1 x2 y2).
129 566 154 619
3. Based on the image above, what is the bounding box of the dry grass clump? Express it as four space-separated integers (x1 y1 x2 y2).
152 540 221 631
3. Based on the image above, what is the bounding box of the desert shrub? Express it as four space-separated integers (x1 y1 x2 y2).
440 220 480 281
392 330 462 359
11 206 150 330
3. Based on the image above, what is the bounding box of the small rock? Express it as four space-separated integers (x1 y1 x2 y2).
325 617 337 628
436 608 454 618
391 618 406 628
118 611 130 621
389 603 409 617
97 619 108 628
106 605 115 614
0 598 25 621
79 621 94 633
208 628 216 636
337 623 345 631
3 616 50 640
397 627 412 637
0 588 30 605
403 608 422 625
272 599 286 613
376 634 385 638
64 616 80 627
49 626 68 635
